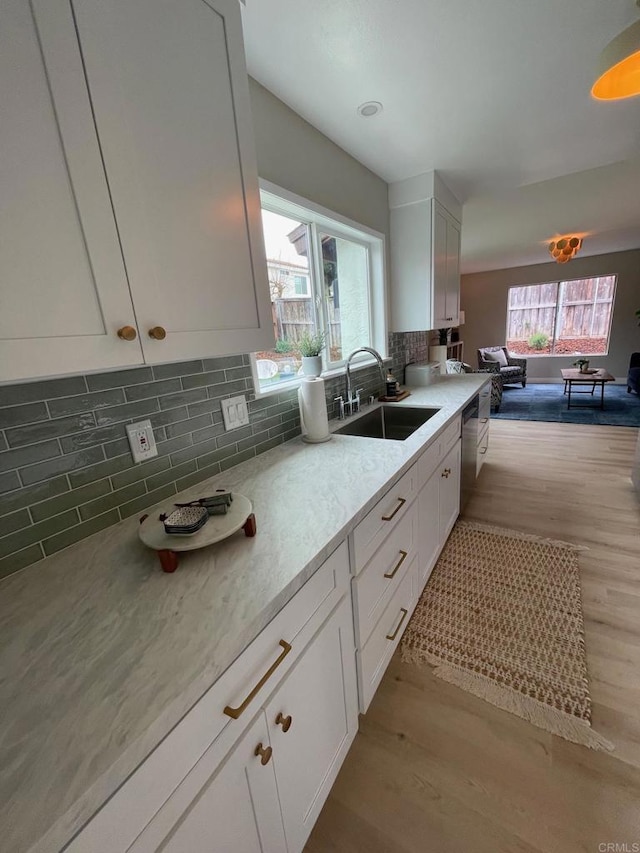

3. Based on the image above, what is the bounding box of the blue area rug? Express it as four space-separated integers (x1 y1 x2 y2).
493 383 640 427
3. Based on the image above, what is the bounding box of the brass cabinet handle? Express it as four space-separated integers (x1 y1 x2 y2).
148 326 167 340
384 549 408 579
223 640 292 719
275 712 292 733
117 325 137 341
386 607 408 641
254 743 273 766
441 468 451 478
481 418 489 424
479 447 488 454
381 497 406 521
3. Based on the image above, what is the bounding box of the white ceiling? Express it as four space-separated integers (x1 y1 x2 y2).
240 0 640 273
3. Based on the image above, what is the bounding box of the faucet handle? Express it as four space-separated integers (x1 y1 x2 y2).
333 396 345 420
352 387 364 413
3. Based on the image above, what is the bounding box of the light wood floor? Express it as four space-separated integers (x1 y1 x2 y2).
306 419 640 853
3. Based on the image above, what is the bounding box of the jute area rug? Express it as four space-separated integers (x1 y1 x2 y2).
401 520 613 751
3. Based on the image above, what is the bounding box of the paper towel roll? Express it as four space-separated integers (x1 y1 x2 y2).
298 377 330 443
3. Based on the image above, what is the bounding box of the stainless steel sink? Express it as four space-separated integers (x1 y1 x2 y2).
334 405 440 441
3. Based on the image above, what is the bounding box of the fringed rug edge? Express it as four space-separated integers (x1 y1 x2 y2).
401 647 613 752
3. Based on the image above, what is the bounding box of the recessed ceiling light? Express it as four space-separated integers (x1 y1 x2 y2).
357 101 383 118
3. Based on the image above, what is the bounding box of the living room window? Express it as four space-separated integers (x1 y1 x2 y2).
506 275 617 357
252 183 386 395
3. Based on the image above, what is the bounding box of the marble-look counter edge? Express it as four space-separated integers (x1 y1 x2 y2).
1 375 488 853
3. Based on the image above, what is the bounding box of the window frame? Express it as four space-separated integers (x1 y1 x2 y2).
505 275 617 358
251 180 387 398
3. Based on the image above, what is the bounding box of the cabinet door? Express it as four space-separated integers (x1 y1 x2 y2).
72 0 274 364
0 0 142 381
431 201 448 328
439 440 461 544
445 216 461 325
266 596 358 853
132 712 287 853
418 470 440 588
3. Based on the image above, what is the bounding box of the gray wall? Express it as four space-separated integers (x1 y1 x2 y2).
460 249 640 381
248 78 389 238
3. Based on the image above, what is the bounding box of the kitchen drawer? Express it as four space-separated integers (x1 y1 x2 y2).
358 552 418 712
352 464 418 574
65 542 350 853
439 416 461 457
353 502 417 646
477 426 489 476
478 391 491 433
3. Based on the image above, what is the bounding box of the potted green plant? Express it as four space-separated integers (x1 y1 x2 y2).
573 358 590 373
298 330 326 377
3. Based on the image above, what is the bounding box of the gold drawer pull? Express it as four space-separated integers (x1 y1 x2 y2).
441 468 451 478
384 549 408 579
479 446 488 454
148 326 167 340
254 743 272 765
481 417 489 424
381 497 406 521
224 639 292 719
386 607 408 641
117 325 137 341
275 712 292 733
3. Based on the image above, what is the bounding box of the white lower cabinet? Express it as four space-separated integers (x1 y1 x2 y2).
67 542 356 853
131 595 357 853
140 713 287 853
438 440 461 545
266 595 357 852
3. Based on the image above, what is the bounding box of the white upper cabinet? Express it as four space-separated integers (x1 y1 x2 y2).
432 201 461 328
0 0 143 381
72 0 274 364
389 170 462 333
1 0 274 382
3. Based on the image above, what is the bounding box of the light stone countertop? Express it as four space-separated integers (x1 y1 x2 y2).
0 374 488 853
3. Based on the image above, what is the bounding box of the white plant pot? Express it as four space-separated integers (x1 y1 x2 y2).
302 356 322 377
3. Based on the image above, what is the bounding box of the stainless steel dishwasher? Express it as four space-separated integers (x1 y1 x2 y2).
461 394 479 510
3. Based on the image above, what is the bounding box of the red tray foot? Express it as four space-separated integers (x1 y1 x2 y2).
243 513 257 537
158 549 179 573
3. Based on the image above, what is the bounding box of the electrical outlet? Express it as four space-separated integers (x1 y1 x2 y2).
126 419 158 463
221 395 250 430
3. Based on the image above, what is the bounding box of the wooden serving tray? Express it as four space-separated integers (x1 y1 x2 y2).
378 390 412 402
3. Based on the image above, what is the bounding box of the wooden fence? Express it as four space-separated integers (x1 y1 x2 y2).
272 298 341 346
506 277 615 341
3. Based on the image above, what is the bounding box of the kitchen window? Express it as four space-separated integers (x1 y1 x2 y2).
505 275 616 357
251 183 386 395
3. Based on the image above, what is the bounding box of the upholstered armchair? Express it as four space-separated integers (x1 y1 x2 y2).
446 359 504 412
477 346 527 388
628 352 640 395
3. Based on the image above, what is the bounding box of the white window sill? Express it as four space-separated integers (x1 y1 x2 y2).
252 356 392 400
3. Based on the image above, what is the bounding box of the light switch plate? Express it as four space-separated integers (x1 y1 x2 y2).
221 395 250 431
126 419 158 463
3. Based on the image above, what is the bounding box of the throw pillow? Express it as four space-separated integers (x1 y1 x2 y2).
483 349 508 368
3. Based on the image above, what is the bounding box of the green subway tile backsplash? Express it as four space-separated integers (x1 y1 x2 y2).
0 357 299 579
0 332 422 580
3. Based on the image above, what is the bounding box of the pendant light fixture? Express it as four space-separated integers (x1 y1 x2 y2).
592 3 640 100
549 237 583 264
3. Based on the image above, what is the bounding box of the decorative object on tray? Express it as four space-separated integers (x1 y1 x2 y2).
139 491 256 573
401 520 612 751
378 389 411 402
